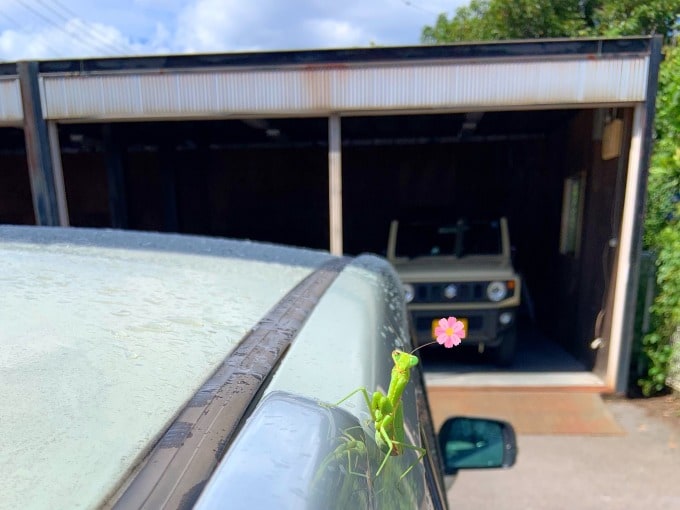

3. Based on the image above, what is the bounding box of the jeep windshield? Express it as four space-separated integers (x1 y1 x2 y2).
395 219 502 259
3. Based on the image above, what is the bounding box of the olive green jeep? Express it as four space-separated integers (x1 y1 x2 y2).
387 217 521 366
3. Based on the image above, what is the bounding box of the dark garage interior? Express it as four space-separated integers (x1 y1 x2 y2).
340 109 632 375
56 118 331 249
0 127 34 225
1 107 633 374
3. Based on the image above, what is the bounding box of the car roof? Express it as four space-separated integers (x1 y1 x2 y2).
0 226 332 510
109 253 422 509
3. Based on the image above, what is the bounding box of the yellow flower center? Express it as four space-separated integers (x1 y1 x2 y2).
445 327 453 336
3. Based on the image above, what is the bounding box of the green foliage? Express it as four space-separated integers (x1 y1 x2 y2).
629 252 656 392
645 45 680 249
421 0 680 43
593 0 680 39
638 332 673 396
638 46 680 395
654 226 680 327
421 0 590 42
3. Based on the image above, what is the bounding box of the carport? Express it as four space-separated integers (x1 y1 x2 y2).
0 37 662 392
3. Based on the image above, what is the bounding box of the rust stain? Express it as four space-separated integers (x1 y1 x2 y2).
302 62 349 71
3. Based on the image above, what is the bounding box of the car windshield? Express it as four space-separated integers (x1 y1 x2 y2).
395 220 502 258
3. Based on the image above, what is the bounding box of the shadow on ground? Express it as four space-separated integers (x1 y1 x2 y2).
420 322 587 374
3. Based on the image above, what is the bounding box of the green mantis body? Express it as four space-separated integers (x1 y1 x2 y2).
334 349 426 480
315 428 368 481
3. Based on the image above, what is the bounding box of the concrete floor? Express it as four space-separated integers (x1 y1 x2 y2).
445 398 680 510
422 324 605 389
421 324 680 508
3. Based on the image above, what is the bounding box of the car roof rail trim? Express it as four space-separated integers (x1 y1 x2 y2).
106 257 350 510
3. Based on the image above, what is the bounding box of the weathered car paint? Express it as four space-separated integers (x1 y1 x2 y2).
194 391 372 510
0 227 517 510
109 259 349 509
0 226 332 510
264 255 429 509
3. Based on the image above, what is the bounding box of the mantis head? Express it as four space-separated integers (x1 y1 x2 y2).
392 349 419 372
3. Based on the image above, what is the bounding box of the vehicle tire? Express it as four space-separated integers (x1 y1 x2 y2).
492 329 517 367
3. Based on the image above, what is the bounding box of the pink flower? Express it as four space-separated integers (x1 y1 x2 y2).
434 317 466 348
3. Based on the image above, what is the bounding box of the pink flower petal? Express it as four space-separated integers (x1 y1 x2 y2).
432 317 464 348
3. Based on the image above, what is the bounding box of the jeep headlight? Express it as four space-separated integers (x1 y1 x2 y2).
443 284 457 299
486 281 507 302
403 283 415 303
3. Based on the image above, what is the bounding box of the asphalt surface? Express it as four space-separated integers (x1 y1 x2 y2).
445 398 680 510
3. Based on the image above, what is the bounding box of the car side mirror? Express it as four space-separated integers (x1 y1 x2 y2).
438 417 517 475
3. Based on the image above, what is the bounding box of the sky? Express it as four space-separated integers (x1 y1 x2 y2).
0 0 468 61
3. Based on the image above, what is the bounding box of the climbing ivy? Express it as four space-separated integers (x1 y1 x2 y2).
638 44 680 396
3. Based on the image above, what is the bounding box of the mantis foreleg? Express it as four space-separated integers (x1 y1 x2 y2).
330 349 435 481
333 387 374 417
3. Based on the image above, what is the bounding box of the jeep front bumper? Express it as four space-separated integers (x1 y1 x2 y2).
409 307 517 347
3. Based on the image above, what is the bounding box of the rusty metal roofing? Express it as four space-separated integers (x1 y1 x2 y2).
38 55 649 121
0 78 22 124
0 37 658 123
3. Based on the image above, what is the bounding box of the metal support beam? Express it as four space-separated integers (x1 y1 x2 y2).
612 46 663 394
102 125 129 229
47 121 70 226
607 105 643 392
328 115 343 255
609 36 663 393
18 61 60 226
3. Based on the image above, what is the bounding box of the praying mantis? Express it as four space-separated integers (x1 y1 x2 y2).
332 316 464 480
314 428 369 482
333 349 425 480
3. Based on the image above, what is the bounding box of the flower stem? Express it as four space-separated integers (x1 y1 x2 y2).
410 340 439 355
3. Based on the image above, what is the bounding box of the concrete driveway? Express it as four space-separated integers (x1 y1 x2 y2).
445 397 680 510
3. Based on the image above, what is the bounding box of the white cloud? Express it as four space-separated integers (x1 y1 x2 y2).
0 19 129 60
303 18 368 48
173 0 383 52
174 0 260 52
0 0 467 61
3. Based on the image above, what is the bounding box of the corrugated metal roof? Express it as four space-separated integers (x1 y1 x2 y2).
0 78 23 124
2 38 656 123
38 55 649 121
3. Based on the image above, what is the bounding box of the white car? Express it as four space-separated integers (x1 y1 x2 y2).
0 226 516 509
